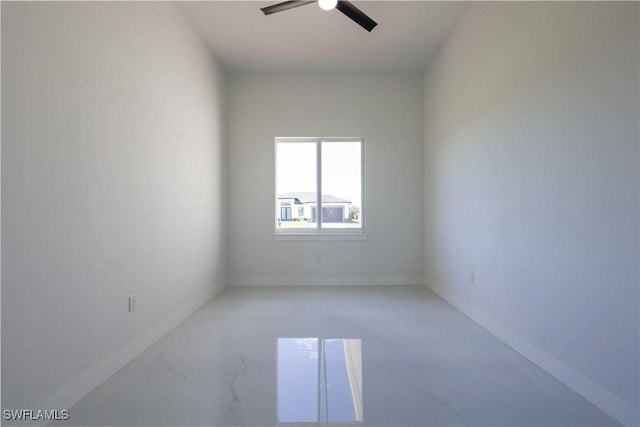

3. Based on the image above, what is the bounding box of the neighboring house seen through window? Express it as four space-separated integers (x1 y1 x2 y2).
275 138 364 233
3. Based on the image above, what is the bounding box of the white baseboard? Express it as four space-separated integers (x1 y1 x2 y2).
23 285 224 427
424 279 640 427
229 276 425 287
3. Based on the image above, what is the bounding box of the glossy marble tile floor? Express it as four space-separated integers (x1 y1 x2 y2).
55 286 620 426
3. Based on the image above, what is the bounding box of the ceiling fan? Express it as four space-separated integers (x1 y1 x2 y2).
261 0 378 32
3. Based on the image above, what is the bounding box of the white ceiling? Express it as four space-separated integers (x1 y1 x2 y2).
180 1 468 73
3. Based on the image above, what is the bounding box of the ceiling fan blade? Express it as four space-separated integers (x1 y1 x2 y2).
261 0 315 15
335 0 377 32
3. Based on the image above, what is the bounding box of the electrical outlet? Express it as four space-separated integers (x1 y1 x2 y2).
129 294 137 312
469 272 475 284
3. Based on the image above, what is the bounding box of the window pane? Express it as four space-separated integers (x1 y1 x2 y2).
276 142 317 229
321 141 362 229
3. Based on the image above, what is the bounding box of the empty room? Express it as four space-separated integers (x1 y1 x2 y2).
2 1 638 426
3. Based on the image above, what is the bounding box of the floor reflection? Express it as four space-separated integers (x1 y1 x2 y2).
277 338 363 425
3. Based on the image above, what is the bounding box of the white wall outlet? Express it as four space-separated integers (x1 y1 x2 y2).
469 272 475 284
129 294 137 312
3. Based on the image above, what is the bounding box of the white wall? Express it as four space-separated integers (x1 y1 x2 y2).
423 2 639 424
228 74 424 286
1 2 226 412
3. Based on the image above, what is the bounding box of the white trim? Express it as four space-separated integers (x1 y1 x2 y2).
27 285 224 426
424 279 640 427
274 232 367 241
316 138 323 228
229 277 424 287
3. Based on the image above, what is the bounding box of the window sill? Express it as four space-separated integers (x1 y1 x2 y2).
273 231 368 241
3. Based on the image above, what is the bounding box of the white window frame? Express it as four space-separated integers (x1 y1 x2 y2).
274 137 366 240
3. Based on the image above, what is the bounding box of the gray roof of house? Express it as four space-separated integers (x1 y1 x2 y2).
277 192 351 204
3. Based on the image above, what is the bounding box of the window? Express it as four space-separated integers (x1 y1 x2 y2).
275 138 364 236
